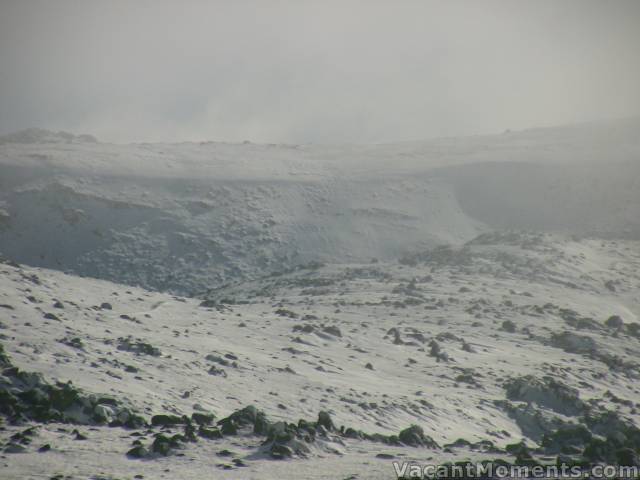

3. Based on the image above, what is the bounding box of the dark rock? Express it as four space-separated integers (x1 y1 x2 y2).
605 315 624 330
264 421 311 459
217 405 267 436
541 424 592 454
462 342 476 353
376 453 396 459
506 440 530 456
0 344 148 429
317 411 335 431
208 365 227 377
501 320 517 333
151 434 173 456
4 443 27 453
616 447 640 466
549 331 597 355
398 424 439 448
504 375 585 416
275 308 298 319
126 445 149 458
429 340 449 362
117 337 161 356
626 323 640 338
322 326 342 337
292 324 315 334
270 443 294 459
198 426 223 439
121 413 148 429
151 414 185 427
59 336 84 350
344 427 363 439
191 412 215 426
151 433 186 456
583 438 612 463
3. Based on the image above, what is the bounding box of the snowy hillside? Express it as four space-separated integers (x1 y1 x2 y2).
0 119 639 295
1 232 640 478
1 120 640 479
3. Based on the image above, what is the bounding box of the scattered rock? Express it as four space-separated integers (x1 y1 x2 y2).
208 365 227 377
504 375 585 416
398 425 439 448
191 412 215 426
126 445 149 459
322 325 342 337
117 337 161 356
151 414 185 427
4 443 27 453
501 320 517 333
605 315 624 330
317 411 335 431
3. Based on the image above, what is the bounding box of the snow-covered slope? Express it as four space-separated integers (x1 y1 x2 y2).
1 120 640 479
1 232 640 478
1 118 639 295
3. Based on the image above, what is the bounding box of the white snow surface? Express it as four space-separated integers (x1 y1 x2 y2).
1 232 640 478
0 119 640 478
0 118 639 294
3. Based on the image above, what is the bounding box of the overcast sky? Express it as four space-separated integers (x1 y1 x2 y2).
1 0 639 144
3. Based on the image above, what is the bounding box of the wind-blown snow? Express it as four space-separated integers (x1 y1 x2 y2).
0 118 639 294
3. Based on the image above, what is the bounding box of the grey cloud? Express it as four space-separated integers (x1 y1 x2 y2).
1 0 639 143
